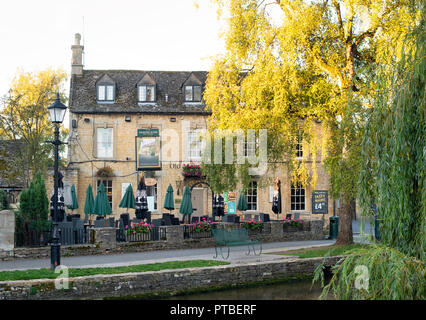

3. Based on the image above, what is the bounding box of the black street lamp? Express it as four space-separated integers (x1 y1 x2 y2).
47 92 67 270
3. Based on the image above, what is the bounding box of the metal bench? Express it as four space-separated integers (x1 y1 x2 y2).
212 228 262 259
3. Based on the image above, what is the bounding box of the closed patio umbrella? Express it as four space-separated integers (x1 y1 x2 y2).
179 186 193 224
163 184 174 213
119 184 136 214
272 178 282 220
84 184 95 223
93 182 112 225
67 184 79 213
237 190 248 212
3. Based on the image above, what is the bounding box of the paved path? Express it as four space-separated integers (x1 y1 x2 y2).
0 218 374 272
0 240 335 271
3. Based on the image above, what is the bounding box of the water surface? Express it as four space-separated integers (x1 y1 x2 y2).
162 279 331 300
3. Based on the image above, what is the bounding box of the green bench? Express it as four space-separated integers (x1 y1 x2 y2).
212 228 262 259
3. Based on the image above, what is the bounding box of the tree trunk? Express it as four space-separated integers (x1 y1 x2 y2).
335 194 354 245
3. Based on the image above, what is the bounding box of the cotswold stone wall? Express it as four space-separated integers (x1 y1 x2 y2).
0 210 14 260
0 255 341 300
5 220 324 261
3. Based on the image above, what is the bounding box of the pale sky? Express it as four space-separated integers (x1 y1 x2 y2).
0 0 227 98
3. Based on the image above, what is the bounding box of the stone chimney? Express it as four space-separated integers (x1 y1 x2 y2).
71 33 84 76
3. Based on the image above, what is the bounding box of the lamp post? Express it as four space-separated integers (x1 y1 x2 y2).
47 92 67 270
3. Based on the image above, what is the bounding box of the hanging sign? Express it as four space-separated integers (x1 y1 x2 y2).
137 128 159 137
312 190 328 214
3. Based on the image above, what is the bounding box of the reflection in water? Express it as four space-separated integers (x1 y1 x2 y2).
163 279 332 300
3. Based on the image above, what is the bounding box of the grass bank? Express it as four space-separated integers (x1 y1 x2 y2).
271 244 369 258
0 260 229 282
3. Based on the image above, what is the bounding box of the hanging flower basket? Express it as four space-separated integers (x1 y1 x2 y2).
96 166 114 177
182 163 204 178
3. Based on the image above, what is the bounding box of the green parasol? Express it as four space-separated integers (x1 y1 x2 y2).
179 186 193 223
163 184 175 213
84 184 95 222
67 184 79 211
119 184 136 213
93 182 112 218
237 190 248 212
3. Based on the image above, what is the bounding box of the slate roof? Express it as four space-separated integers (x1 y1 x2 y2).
69 70 211 115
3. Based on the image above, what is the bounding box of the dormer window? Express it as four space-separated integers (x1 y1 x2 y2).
96 74 116 103
97 84 115 102
138 85 156 102
184 85 202 102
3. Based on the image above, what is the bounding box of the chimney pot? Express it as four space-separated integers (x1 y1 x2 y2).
71 33 84 76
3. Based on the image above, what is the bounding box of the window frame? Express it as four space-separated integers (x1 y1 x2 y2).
184 85 202 102
291 183 306 211
97 83 115 102
246 181 258 211
96 127 114 159
295 136 303 159
97 179 113 209
138 84 156 102
187 130 204 161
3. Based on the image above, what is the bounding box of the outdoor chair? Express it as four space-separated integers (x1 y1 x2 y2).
191 216 200 223
162 214 173 226
171 217 180 225
294 212 300 220
151 219 163 227
260 213 270 222
94 220 106 228
107 217 115 227
120 213 130 228
286 213 292 220
132 218 143 225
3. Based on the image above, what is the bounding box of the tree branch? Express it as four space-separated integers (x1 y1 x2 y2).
354 1 401 47
332 0 345 41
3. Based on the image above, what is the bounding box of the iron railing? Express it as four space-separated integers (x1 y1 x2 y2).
116 226 166 243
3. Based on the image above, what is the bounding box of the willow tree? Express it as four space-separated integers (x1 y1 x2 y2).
313 19 425 300
204 0 420 244
0 69 68 183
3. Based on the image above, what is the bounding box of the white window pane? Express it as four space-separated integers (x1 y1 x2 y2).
188 131 202 159
97 128 113 158
185 86 193 101
106 86 114 100
193 86 201 101
139 86 147 101
146 86 155 101
98 86 105 100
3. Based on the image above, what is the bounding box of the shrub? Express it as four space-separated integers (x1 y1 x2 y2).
241 218 264 231
282 218 303 227
125 222 153 235
0 190 9 210
190 218 214 233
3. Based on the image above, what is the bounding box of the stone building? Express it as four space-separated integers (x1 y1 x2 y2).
0 139 28 206
64 33 335 223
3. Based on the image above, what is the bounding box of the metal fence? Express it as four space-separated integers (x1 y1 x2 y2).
14 227 89 247
15 230 52 247
116 226 166 243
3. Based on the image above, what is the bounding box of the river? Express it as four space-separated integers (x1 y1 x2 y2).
160 279 332 300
